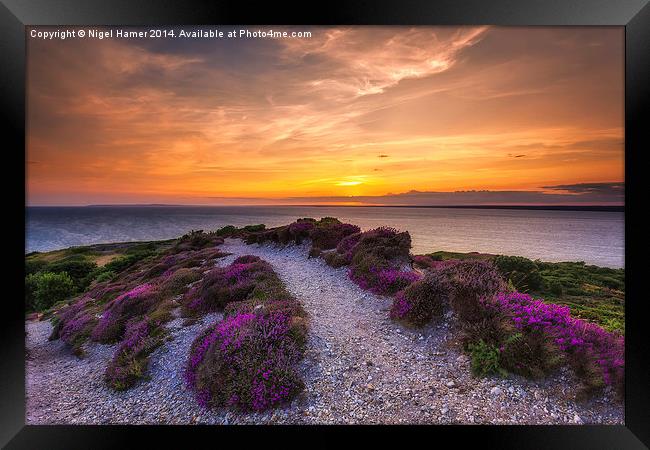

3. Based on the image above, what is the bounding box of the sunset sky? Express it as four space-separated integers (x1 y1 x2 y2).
27 26 624 206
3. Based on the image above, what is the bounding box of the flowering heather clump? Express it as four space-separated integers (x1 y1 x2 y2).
49 296 98 355
243 220 311 246
487 291 624 395
91 283 157 343
224 298 306 321
428 259 464 271
175 230 223 251
232 255 262 264
445 260 507 323
412 255 462 271
351 227 412 263
105 318 165 390
287 221 315 244
60 313 95 345
372 268 421 295
343 227 413 293
412 254 435 269
323 251 349 268
157 268 202 296
334 232 362 264
348 253 391 290
390 271 451 326
181 259 279 314
498 330 564 379
309 220 360 250
184 310 306 411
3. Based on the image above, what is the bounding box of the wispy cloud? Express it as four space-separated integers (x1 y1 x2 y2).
542 182 624 194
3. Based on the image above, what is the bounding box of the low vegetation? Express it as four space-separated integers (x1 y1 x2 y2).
183 256 308 411
404 255 624 398
46 231 228 389
415 251 624 334
25 239 174 313
31 219 624 403
180 255 300 316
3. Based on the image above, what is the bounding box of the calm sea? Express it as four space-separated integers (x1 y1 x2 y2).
25 206 624 268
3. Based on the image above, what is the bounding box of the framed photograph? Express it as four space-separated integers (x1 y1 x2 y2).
2 0 648 448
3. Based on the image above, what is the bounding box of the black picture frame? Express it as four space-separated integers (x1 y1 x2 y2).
2 0 648 448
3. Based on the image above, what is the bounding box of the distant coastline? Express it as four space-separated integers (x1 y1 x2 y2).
28 204 624 213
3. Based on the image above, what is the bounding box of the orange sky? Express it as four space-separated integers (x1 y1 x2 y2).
26 26 624 206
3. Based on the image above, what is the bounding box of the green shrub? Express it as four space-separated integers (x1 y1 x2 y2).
323 251 349 268
27 271 76 311
446 260 507 323
390 272 450 326
158 268 202 296
48 256 97 281
242 224 266 233
176 230 218 250
216 225 237 237
549 279 564 297
499 331 563 379
494 255 543 292
94 271 116 283
103 251 153 273
25 275 38 311
25 259 48 276
460 312 514 350
468 340 505 377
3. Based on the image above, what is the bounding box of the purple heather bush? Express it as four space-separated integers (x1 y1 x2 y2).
46 229 236 388
287 220 315 244
49 296 98 355
232 255 262 264
334 232 362 262
352 227 412 265
91 283 157 343
308 220 360 250
486 291 624 395
244 219 313 245
244 217 359 250
411 254 435 269
344 227 414 295
224 298 306 322
185 310 306 411
105 317 166 390
370 268 421 295
181 258 286 315
390 271 451 326
412 255 462 271
444 260 508 323
59 312 95 346
183 253 308 411
174 230 224 252
157 268 202 296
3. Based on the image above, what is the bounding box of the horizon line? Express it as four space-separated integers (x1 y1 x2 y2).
26 203 624 212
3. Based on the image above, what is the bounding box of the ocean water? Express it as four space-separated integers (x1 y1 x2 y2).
25 206 624 268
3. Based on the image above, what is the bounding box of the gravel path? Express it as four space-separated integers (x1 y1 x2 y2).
26 239 624 424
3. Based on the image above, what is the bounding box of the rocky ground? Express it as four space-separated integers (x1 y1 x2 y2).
26 238 624 424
